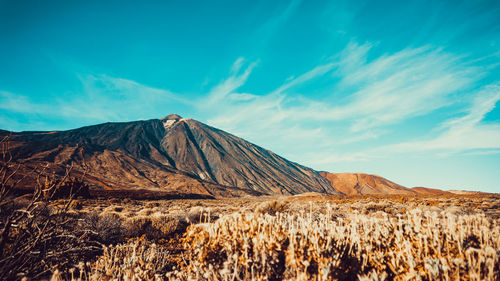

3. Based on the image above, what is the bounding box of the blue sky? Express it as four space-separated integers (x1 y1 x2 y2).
1 0 500 192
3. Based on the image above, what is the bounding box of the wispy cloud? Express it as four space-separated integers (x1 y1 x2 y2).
296 43 479 131
306 84 500 165
203 58 258 106
388 85 500 153
204 41 487 161
0 75 188 130
271 62 337 95
74 74 190 121
0 91 53 114
252 0 302 51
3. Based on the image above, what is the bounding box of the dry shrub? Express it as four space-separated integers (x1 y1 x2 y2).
0 140 102 280
137 207 155 217
174 204 500 281
186 206 215 223
52 239 172 281
124 213 187 239
254 199 288 215
68 200 82 210
150 214 185 237
42 177 90 199
81 212 124 245
144 202 160 208
0 198 102 280
102 205 123 213
52 197 500 281
124 216 150 238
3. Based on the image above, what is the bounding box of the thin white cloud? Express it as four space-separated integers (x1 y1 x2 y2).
252 0 302 51
67 74 191 122
336 41 374 79
271 62 337 95
0 91 53 114
308 85 500 166
205 42 484 159
1 75 188 129
388 85 500 153
313 84 500 165
204 59 258 106
291 43 479 132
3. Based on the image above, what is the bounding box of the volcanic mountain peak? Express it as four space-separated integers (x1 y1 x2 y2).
161 114 186 130
3 115 448 197
161 113 182 121
3 116 338 196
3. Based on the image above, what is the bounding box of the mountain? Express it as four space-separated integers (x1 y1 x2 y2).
410 187 451 195
319 172 416 195
2 115 452 197
1 115 338 197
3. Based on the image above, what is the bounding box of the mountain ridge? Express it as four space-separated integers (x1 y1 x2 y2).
2 116 338 196
319 172 416 195
1 115 453 197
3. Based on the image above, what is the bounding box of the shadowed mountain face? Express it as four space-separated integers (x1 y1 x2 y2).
160 115 336 194
319 172 416 195
2 114 338 196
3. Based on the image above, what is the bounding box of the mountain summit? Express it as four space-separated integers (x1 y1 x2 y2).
2 115 338 196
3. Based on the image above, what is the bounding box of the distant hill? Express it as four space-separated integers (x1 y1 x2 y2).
410 187 451 195
319 172 416 195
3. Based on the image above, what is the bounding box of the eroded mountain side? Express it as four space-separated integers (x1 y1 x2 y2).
2 114 456 197
1 114 338 197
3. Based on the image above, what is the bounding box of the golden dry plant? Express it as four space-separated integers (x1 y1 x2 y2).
54 196 499 281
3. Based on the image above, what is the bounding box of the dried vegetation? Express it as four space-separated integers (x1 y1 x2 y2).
51 195 499 281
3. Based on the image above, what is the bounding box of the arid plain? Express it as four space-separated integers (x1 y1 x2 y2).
2 185 499 280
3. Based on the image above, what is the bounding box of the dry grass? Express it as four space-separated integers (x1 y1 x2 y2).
51 238 172 281
175 204 498 280
50 194 499 281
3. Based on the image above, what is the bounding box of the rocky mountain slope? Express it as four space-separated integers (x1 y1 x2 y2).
2 114 451 197
1 114 337 196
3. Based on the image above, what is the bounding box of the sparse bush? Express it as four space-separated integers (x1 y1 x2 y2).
124 216 150 238
144 202 160 208
150 214 186 237
254 199 287 215
81 212 124 245
177 206 499 280
124 214 187 240
0 137 102 280
186 206 215 223
51 239 172 281
68 200 82 210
